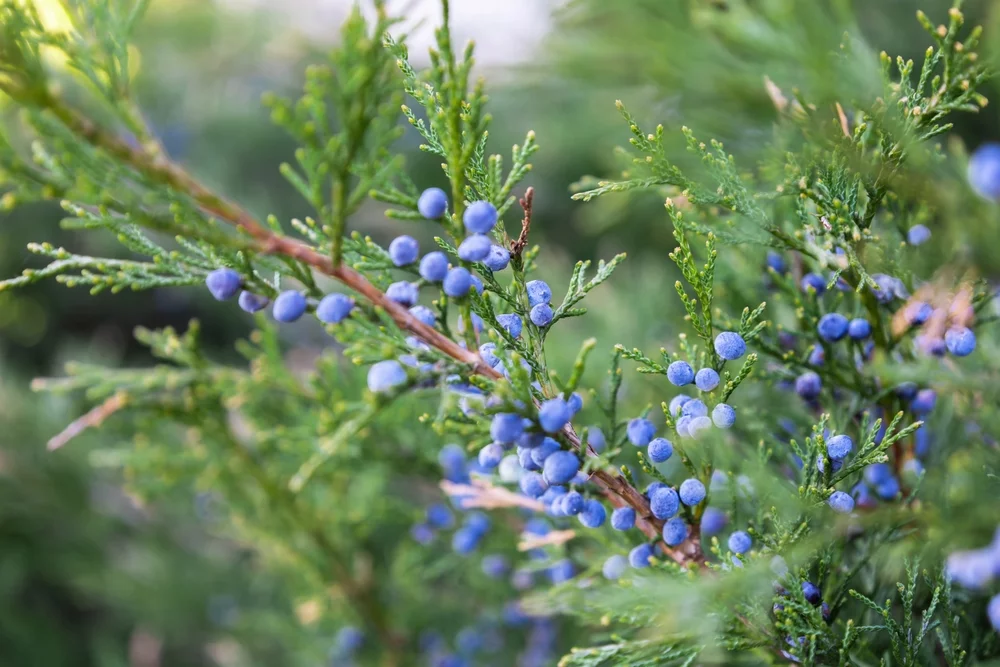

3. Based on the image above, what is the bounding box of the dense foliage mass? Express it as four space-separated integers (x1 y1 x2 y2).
2 0 1000 664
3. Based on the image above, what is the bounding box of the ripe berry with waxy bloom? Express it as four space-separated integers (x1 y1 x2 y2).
317 293 355 323
679 478 706 506
695 368 720 391
662 518 688 546
542 450 580 485
817 313 849 342
538 398 571 433
367 360 407 393
443 267 473 297
828 491 855 513
667 361 694 386
611 507 636 531
526 280 552 307
647 437 673 463
714 331 747 360
419 252 449 282
650 486 680 519
238 291 269 313
484 245 510 271
388 235 419 266
713 403 736 428
629 544 655 569
458 234 491 262
386 281 419 307
273 290 307 322
728 531 752 554
945 327 976 357
529 303 554 327
463 201 498 233
206 268 242 300
418 187 448 219
578 499 606 528
627 418 656 446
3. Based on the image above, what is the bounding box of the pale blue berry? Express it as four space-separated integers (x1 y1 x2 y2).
668 394 692 416
667 360 694 386
490 413 524 444
603 554 629 579
426 503 454 529
629 544 654 568
458 234 491 262
826 434 853 460
452 527 482 554
367 360 407 393
578 499 606 528
317 293 355 323
766 251 787 274
478 443 504 469
529 303 553 327
728 530 752 554
712 403 736 429
386 281 419 307
530 438 560 468
714 331 746 360
649 486 679 519
828 490 854 513
273 290 307 322
945 326 976 357
388 235 419 266
908 302 933 325
238 291 269 313
206 268 242 301
907 224 931 245
848 318 871 340
443 267 473 297
409 305 436 327
801 581 821 605
911 388 936 414
548 558 575 584
647 437 673 463
800 273 827 294
679 479 706 506
463 201 498 233
662 518 688 546
567 392 583 415
469 274 483 294
817 313 849 342
675 416 692 438
418 187 448 219
968 142 1000 200
701 508 727 536
526 280 551 307
587 427 606 452
419 252 449 282
496 313 522 338
484 245 510 271
627 418 656 446
538 398 571 433
563 491 584 515
610 507 635 531
795 371 822 400
543 450 579 485
681 399 708 418
695 368 720 392
479 343 500 368
807 344 825 366
410 524 434 545
519 472 548 498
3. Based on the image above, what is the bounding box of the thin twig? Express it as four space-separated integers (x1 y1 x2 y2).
511 186 534 257
46 391 127 451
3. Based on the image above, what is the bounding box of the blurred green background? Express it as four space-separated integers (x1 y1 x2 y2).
3 0 1000 664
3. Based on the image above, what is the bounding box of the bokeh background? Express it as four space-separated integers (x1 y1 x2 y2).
3 0 1000 664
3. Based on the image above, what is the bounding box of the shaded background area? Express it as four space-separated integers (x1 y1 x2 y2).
3 0 1000 664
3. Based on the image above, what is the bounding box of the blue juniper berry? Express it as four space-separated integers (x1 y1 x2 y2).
526 280 551 308
417 187 448 219
800 273 827 294
847 318 872 340
563 491 584 515
668 394 692 416
469 274 484 294
567 392 583 415
458 234 492 262
681 399 708 418
478 443 504 469
650 486 680 519
386 281 419 307
463 201 498 233
602 555 629 580
627 418 656 446
409 305 436 327
712 403 736 428
828 491 855 514
766 251 787 274
679 479 706 506
908 224 931 245
316 293 355 323
667 360 695 386
205 268 242 300
272 290 307 322
728 531 752 554
647 437 673 463
542 450 579 485
530 438 561 468
578 499 606 528
907 301 934 325
483 245 510 272
388 235 419 266
826 434 853 460
662 518 689 546
968 142 1000 200
611 507 636 531
628 543 655 569
419 251 450 282
496 313 522 338
519 472 547 498
701 508 728 536
529 303 554 327
368 360 407 393
426 504 454 529
238 291 269 313
801 581 822 605
817 313 849 342
443 267 473 297
715 331 747 360
688 416 713 438
490 413 523 444
538 398 571 433
945 326 976 357
695 368 720 391
795 371 822 400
